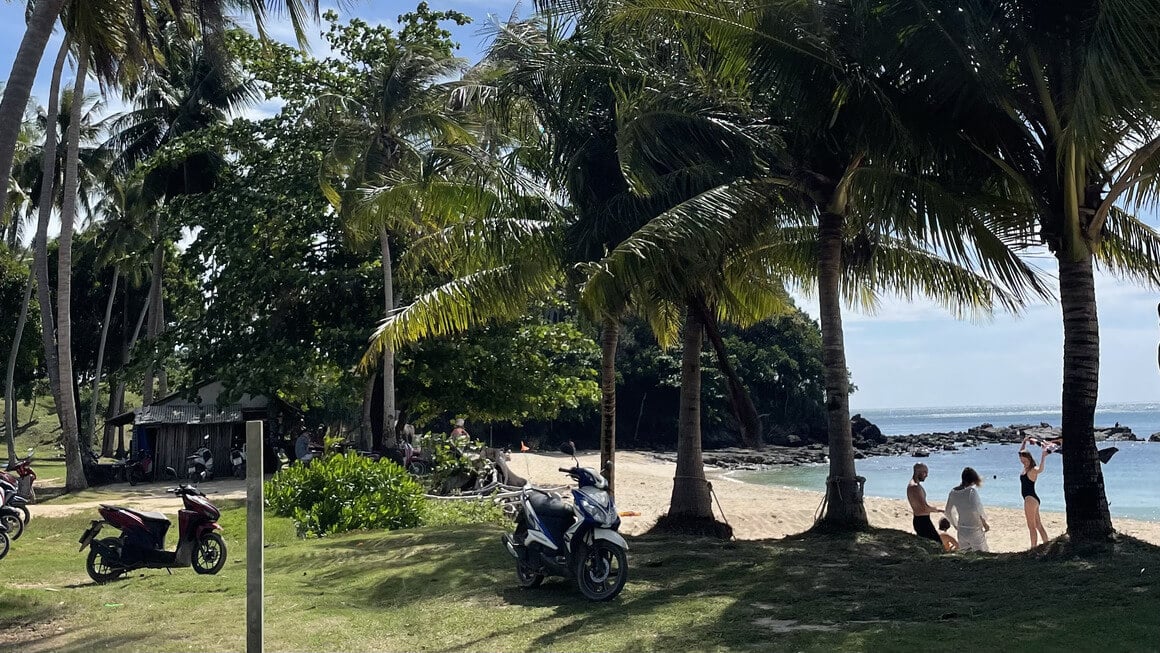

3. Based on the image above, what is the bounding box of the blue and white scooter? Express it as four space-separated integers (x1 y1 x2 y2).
502 442 629 601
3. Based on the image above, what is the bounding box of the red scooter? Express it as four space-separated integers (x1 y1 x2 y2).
78 483 227 584
2 448 37 506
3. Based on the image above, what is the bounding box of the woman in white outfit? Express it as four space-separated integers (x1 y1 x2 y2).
945 467 990 552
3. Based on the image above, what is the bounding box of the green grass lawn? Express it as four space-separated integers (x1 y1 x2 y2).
2 503 1159 652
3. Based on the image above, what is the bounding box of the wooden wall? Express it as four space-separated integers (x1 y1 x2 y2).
137 422 247 480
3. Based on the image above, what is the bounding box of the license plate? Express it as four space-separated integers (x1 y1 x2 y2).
78 521 102 551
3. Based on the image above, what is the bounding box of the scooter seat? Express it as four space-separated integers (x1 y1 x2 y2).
528 492 573 522
104 506 169 524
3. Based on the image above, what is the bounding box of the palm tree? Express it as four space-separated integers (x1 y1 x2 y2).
105 20 258 404
612 0 1050 531
88 179 150 453
0 0 328 227
307 19 471 450
888 0 1160 544
0 0 70 231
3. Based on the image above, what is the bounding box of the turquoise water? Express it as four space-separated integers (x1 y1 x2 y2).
736 403 1160 522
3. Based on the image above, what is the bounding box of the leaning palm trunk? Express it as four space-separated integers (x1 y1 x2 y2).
32 40 70 423
667 308 713 520
89 265 119 453
57 46 91 491
599 318 618 496
109 292 150 457
142 228 165 404
4 270 34 466
1057 253 1114 543
0 0 68 223
381 228 396 449
815 211 868 530
695 301 762 448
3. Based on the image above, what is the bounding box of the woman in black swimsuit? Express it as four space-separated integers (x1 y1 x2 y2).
1019 436 1050 548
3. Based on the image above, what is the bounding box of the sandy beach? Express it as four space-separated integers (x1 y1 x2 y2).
512 450 1160 553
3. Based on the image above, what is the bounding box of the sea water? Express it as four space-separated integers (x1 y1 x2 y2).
735 403 1160 522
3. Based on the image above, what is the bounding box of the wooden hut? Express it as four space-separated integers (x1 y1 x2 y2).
107 381 281 477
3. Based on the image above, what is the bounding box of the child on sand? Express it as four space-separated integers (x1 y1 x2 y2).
938 517 959 552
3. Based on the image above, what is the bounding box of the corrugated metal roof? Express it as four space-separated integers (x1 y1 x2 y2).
133 404 244 425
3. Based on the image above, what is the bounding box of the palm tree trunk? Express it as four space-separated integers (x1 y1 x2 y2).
56 45 90 491
667 307 713 520
0 0 68 223
89 264 119 453
109 291 150 457
4 269 34 466
816 210 867 530
361 374 375 450
599 318 618 496
381 228 396 448
143 227 164 404
694 299 762 449
1057 253 1113 543
32 39 70 425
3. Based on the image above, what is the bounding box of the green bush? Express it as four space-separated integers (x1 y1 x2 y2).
420 498 510 528
265 454 425 537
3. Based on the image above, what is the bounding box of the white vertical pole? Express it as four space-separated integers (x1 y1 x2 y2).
246 420 263 653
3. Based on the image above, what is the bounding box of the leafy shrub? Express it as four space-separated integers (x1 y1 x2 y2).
265 454 425 537
420 498 510 528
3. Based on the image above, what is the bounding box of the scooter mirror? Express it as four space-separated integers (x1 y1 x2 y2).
559 441 575 457
164 466 178 479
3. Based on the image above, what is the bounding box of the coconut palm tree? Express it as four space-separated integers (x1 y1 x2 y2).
0 0 329 228
87 178 150 453
306 19 472 449
610 0 1053 530
104 20 258 404
881 0 1160 544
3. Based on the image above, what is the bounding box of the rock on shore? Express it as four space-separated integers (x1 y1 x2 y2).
649 417 1146 471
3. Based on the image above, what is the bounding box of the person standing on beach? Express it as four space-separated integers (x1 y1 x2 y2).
1019 436 1051 547
907 463 943 543
945 467 990 552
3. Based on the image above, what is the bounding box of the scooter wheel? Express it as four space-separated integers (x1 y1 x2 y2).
128 471 139 486
192 532 227 575
575 540 628 601
233 465 245 480
0 531 8 559
1 513 23 541
86 538 124 584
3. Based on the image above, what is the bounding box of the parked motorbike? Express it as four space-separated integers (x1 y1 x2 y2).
115 449 155 486
0 473 30 524
230 444 246 479
0 477 29 531
501 443 628 601
186 435 214 483
0 520 9 560
2 448 37 502
78 480 227 584
0 483 24 541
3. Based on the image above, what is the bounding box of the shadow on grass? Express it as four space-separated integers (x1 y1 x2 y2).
265 523 1160 652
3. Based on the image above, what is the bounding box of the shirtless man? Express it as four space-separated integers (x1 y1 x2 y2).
907 463 943 543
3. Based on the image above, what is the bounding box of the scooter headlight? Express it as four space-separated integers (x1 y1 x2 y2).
577 496 616 526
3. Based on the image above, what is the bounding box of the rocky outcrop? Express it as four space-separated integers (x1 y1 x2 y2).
659 420 1150 471
1151 432 1160 443
851 414 887 449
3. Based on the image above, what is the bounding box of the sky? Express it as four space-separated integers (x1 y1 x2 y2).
3 1 1160 411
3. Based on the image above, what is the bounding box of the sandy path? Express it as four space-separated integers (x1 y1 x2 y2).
26 478 247 518
512 451 1160 553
